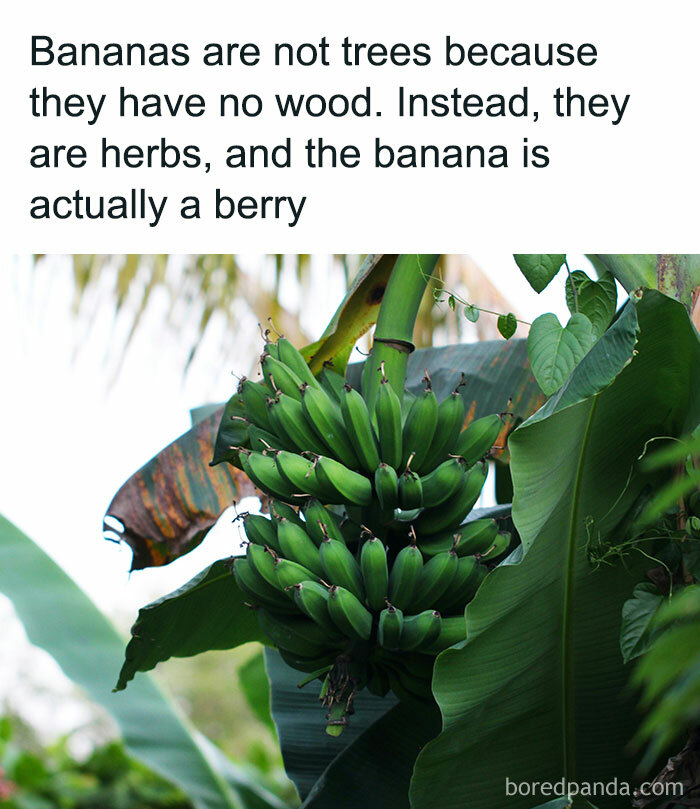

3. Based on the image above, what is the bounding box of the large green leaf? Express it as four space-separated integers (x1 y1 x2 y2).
238 650 276 735
410 291 700 809
116 559 266 690
0 515 285 809
104 410 256 570
620 583 666 664
513 254 567 293
301 254 396 374
565 271 618 339
527 313 595 396
264 649 394 802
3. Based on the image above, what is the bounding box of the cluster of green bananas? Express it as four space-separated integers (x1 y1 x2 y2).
227 335 510 732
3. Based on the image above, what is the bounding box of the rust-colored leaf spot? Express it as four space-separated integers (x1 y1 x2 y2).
104 409 257 571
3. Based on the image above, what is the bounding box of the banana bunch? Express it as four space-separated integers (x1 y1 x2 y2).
226 334 511 733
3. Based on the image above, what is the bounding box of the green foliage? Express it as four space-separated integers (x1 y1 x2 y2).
0 719 193 809
496 312 517 340
513 254 567 293
527 312 596 396
116 560 266 691
620 583 666 664
564 270 617 339
410 292 700 808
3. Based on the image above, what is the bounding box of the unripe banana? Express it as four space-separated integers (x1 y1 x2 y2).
376 374 403 469
366 664 391 697
301 383 360 469
319 537 365 599
318 366 346 403
262 339 280 361
374 463 399 510
421 385 466 472
419 458 466 508
256 609 328 657
232 558 296 613
401 390 417 425
422 615 467 653
278 648 337 674
269 499 305 528
454 413 503 467
242 513 281 555
398 610 442 652
277 518 325 577
276 337 321 390
302 499 345 545
327 585 373 640
315 456 373 506
339 384 380 473
240 450 296 502
386 667 433 703
246 543 280 589
360 535 389 611
275 557 322 592
274 450 326 500
291 581 338 634
261 355 304 401
239 378 275 432
415 461 488 536
388 544 424 609
340 517 362 547
478 531 512 563
248 425 290 454
398 468 424 510
268 394 328 456
378 604 404 651
418 518 498 558
410 550 459 612
434 556 481 613
401 377 438 472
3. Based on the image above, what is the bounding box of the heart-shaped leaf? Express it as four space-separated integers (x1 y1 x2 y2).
497 312 517 340
565 270 618 339
620 582 666 664
463 303 480 322
514 254 566 293
527 313 595 396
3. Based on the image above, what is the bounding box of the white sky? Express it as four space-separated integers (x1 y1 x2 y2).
0 252 577 724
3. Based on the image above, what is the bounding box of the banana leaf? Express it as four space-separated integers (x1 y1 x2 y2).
0 515 286 809
410 291 700 809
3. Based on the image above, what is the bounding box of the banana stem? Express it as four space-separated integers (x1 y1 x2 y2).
361 254 439 405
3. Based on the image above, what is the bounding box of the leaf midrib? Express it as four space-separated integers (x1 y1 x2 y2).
561 394 599 780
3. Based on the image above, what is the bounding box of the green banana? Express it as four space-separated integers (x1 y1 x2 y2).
276 337 321 390
301 383 360 469
277 518 325 577
327 585 373 640
410 550 459 612
454 413 503 467
232 558 296 613
274 557 322 591
478 531 512 563
418 518 499 558
269 499 305 527
315 456 372 506
421 383 466 472
319 537 365 599
318 366 346 402
256 609 328 657
274 450 325 499
239 378 275 432
242 513 281 554
422 615 467 653
398 468 424 509
398 610 442 651
378 604 404 651
261 354 304 401
278 648 337 674
386 667 433 703
240 450 295 502
436 557 486 614
291 581 338 634
302 499 346 545
246 542 281 589
401 377 438 472
268 393 328 456
419 458 466 508
366 664 391 697
262 339 280 360
248 425 289 454
401 390 417 426
374 463 399 510
339 384 380 473
388 544 424 609
360 535 389 611
415 461 488 535
375 372 403 469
